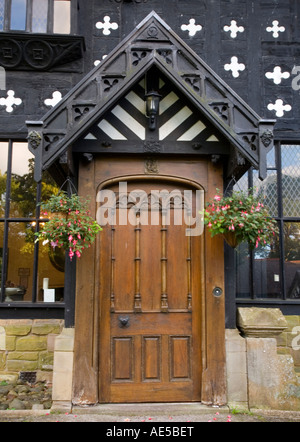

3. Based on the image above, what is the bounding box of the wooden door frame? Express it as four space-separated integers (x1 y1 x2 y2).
72 156 226 406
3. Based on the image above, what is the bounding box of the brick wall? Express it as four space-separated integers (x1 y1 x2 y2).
0 320 64 383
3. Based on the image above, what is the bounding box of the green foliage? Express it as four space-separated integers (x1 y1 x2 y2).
203 188 279 249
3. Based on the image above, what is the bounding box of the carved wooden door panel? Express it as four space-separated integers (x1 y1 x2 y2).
99 180 203 403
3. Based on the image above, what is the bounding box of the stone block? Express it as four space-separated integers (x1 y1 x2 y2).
52 351 74 401
4 320 32 336
276 331 287 347
226 349 247 374
15 336 47 352
237 307 288 338
285 316 300 328
247 338 300 410
0 352 6 370
225 329 246 353
47 334 58 352
38 351 54 370
6 359 38 372
0 326 5 351
32 320 62 335
5 336 16 351
0 374 18 383
227 371 248 402
225 329 248 406
54 328 74 352
7 352 39 361
291 347 300 367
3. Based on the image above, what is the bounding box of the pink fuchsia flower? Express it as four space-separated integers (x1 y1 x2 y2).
69 249 74 260
214 195 221 201
51 240 58 249
68 235 73 241
75 250 81 258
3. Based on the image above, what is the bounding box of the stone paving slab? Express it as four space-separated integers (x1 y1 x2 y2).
1 403 300 422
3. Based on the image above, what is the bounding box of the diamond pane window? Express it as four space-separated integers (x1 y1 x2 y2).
281 145 300 218
0 0 5 31
253 170 278 217
32 0 48 33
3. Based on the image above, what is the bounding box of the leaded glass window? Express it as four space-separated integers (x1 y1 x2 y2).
0 0 5 31
281 145 300 218
0 0 72 34
32 0 48 33
236 143 300 302
0 141 65 305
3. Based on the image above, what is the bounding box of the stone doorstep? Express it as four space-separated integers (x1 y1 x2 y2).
0 402 231 418
71 403 230 416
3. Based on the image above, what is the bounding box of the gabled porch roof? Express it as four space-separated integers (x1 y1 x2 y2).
27 11 275 182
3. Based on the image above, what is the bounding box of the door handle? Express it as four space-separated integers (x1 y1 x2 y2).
118 315 130 327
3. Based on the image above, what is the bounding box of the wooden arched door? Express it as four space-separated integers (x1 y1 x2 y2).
98 177 204 403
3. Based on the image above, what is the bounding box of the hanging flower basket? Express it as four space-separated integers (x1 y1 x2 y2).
202 188 279 249
35 191 102 261
222 230 240 248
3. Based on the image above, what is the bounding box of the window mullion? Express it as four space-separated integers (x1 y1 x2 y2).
4 0 11 31
276 142 287 300
0 140 12 303
47 0 53 33
26 0 32 32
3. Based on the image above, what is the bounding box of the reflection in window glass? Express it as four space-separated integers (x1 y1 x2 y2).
10 143 36 218
6 222 34 302
0 142 8 218
253 235 281 299
281 145 300 217
37 236 65 303
32 0 48 33
10 0 27 30
236 242 251 298
285 222 300 299
53 0 71 34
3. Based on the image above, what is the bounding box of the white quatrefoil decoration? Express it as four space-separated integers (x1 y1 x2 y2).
181 19 202 37
224 56 245 78
44 91 62 107
266 20 285 38
223 20 245 38
265 66 290 85
267 99 291 117
0 90 22 113
96 16 118 36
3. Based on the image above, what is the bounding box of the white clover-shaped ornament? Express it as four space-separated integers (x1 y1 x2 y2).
96 16 118 35
0 90 22 113
44 91 62 107
181 19 202 37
